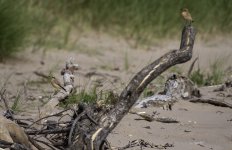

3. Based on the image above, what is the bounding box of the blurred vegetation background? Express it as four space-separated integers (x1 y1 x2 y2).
0 0 232 60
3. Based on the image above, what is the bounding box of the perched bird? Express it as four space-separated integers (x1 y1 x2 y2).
181 8 193 25
50 76 66 92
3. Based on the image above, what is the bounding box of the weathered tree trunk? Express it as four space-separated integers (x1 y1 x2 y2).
70 25 196 150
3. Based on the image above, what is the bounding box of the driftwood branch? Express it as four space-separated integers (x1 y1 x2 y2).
189 98 232 109
70 25 196 149
0 25 195 150
130 111 179 123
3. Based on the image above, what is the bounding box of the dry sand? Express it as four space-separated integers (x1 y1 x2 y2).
0 33 231 149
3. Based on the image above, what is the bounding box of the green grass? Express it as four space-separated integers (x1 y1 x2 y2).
124 51 129 71
11 92 21 112
168 66 183 75
60 86 119 108
190 58 226 86
190 68 205 86
0 0 30 60
34 0 232 40
205 59 225 85
1 0 232 59
59 90 97 108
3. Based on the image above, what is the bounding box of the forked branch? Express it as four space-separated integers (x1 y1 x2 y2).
70 25 196 149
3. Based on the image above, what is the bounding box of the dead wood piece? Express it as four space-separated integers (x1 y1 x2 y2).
189 98 232 109
28 136 44 150
10 143 30 150
163 74 200 99
28 109 70 128
213 80 232 92
68 111 86 146
154 117 179 123
0 139 12 148
70 25 196 149
118 139 174 150
32 138 57 150
0 140 29 150
130 111 154 122
0 116 32 149
26 127 70 135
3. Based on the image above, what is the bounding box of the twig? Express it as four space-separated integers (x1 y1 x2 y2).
187 57 198 77
28 109 70 128
1 90 10 110
28 136 44 150
0 90 14 119
0 73 13 94
68 111 86 146
32 138 57 150
0 139 12 148
26 127 70 135
189 98 232 109
33 71 50 79
23 80 28 101
86 112 99 125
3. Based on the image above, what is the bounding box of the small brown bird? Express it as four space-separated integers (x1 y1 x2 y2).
181 8 193 25
50 76 66 92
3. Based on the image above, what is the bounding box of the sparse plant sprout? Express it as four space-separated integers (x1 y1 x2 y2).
168 66 182 75
63 25 72 47
190 58 227 86
11 92 21 112
142 87 155 98
155 75 166 86
205 58 225 85
60 85 119 108
104 90 119 105
190 68 205 86
124 51 129 71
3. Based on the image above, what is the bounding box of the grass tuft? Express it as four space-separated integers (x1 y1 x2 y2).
1 1 232 57
11 92 21 112
60 86 119 108
205 59 225 85
190 58 227 86
0 0 30 60
190 68 205 86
